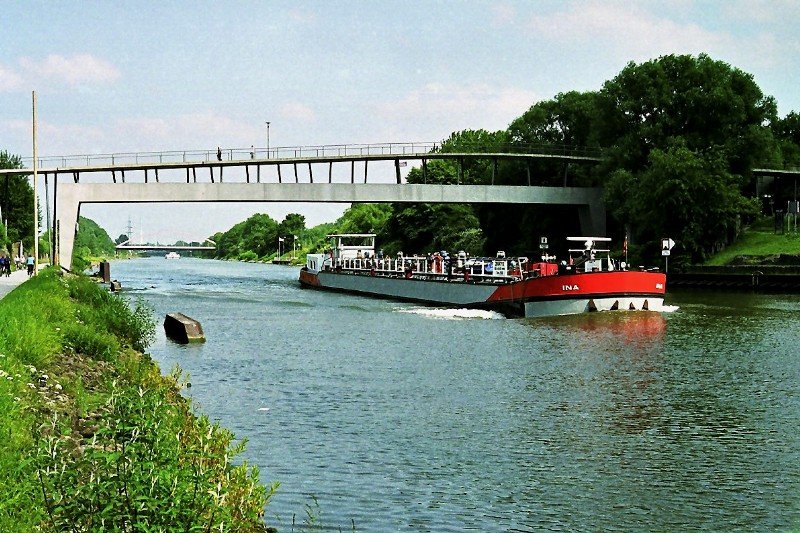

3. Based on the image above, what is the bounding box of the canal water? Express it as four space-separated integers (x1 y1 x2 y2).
111 257 800 532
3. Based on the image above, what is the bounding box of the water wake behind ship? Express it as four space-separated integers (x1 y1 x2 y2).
396 307 506 320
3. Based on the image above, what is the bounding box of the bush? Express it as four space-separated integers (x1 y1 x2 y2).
60 322 120 361
68 275 156 352
239 250 258 262
36 376 275 531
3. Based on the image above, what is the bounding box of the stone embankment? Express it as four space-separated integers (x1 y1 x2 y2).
669 258 800 291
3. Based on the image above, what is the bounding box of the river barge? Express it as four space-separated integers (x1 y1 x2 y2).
299 234 667 318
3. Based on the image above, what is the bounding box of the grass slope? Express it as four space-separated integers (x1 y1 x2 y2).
0 270 276 531
705 217 800 266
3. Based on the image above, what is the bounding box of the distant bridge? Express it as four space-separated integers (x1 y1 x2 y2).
3 142 607 271
115 236 216 252
116 245 216 251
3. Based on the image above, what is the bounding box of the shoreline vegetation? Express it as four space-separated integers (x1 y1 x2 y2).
0 269 277 531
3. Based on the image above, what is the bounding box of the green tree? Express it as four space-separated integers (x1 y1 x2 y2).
278 213 306 238
0 219 8 253
216 220 246 258
509 91 601 149
382 159 485 253
73 217 115 257
607 141 758 262
598 54 778 176
241 213 279 258
773 111 800 168
596 54 779 259
208 213 282 260
335 203 392 235
0 151 35 251
385 202 485 254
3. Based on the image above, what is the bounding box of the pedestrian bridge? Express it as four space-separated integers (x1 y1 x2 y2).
2 143 606 271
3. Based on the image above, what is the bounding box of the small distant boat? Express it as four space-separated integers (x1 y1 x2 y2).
164 251 181 259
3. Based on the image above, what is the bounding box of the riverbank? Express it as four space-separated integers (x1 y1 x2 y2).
0 269 276 531
667 217 800 290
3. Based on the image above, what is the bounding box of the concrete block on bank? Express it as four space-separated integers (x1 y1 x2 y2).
164 313 206 344
109 280 122 292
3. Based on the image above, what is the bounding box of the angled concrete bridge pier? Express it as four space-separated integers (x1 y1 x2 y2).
55 182 605 270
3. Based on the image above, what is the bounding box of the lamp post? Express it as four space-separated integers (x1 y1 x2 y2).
32 90 38 275
265 121 270 158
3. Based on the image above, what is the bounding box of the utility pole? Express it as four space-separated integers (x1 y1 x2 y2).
32 90 39 275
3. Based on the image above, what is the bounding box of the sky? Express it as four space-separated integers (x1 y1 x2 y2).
2 0 799 243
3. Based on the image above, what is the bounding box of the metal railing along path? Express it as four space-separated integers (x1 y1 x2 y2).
14 141 603 170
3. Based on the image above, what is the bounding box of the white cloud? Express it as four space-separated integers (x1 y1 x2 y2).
109 113 264 152
521 1 800 72
279 102 316 122
0 112 260 157
0 63 24 92
490 3 517 28
373 83 538 140
19 54 120 85
719 0 800 24
288 8 317 24
0 54 120 93
525 2 725 63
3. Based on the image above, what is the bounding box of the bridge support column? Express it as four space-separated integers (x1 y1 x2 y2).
56 185 82 271
578 199 606 236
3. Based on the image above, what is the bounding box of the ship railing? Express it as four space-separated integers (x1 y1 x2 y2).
337 256 520 283
464 272 518 283
339 257 431 275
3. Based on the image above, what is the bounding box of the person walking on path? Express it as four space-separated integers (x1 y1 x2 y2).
26 254 35 277
216 147 222 161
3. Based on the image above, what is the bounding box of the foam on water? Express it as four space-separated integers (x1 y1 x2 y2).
396 307 506 320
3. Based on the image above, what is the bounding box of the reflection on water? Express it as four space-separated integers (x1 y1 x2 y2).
112 258 800 532
540 310 668 342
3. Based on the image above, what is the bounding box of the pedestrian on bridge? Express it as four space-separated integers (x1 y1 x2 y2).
217 147 222 161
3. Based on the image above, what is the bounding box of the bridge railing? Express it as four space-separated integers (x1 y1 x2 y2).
20 142 441 168
18 142 603 169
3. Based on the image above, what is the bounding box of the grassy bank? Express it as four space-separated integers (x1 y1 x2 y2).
0 269 276 531
705 217 800 266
